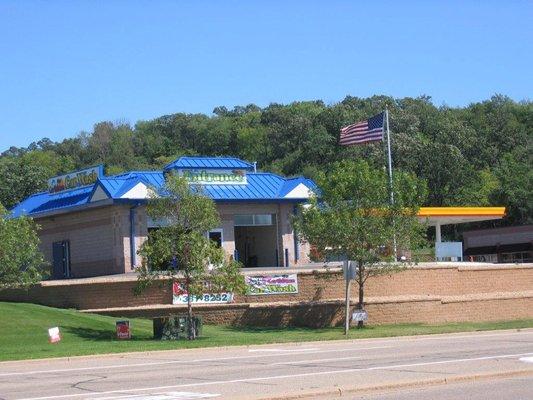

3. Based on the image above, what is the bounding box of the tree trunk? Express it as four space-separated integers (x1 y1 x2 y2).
186 277 195 340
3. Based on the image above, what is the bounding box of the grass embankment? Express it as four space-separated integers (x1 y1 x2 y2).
1 301 532 362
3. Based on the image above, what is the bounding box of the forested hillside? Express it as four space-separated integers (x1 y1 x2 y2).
1 95 531 227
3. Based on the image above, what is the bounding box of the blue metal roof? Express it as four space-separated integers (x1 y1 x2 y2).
164 156 255 171
202 173 284 200
10 185 95 218
10 157 316 218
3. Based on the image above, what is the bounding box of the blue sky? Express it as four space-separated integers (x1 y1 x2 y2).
0 1 531 151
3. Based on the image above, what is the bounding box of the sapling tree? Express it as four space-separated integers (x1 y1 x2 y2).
0 204 46 289
295 160 427 331
137 175 245 339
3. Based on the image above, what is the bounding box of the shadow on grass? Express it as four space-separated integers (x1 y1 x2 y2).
61 325 215 343
61 325 154 342
220 325 345 334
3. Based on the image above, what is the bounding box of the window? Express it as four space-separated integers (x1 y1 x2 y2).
234 215 254 226
254 214 273 225
148 227 160 234
501 251 533 263
234 214 274 226
208 229 223 248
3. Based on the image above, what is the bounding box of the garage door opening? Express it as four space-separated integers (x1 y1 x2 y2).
234 214 279 268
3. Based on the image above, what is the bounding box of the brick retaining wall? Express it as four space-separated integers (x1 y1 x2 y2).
1 263 532 327
84 292 533 327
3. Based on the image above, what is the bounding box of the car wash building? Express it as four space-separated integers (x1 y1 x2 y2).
11 157 317 279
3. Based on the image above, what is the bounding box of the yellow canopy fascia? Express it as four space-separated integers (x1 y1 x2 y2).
418 207 506 218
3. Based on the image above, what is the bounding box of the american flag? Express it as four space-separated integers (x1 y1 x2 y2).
339 112 385 146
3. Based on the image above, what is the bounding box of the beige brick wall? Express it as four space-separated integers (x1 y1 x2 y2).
2 265 532 324
94 295 533 327
129 202 310 271
32 200 326 279
36 206 131 278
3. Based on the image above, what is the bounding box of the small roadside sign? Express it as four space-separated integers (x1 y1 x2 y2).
48 327 61 343
116 320 131 339
343 260 357 281
352 310 368 322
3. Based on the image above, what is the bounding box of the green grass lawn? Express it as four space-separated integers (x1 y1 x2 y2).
1 301 532 362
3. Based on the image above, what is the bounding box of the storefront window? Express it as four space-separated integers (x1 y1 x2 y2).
234 215 254 226
234 214 274 226
254 214 273 225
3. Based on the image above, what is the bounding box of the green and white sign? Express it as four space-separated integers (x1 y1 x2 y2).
178 169 247 185
245 274 299 295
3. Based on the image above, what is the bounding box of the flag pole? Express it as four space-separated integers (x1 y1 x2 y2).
384 107 398 258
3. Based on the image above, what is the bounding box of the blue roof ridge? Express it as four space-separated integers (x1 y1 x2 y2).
249 171 281 176
107 170 161 178
164 156 254 170
180 155 248 160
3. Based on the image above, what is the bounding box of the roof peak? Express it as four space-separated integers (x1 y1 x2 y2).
164 156 255 171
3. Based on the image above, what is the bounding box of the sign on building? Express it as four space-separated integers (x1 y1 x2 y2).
176 169 247 185
48 165 103 193
172 282 233 304
245 274 299 295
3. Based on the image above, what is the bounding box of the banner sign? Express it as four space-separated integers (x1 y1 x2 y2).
245 274 299 295
177 169 247 185
172 282 233 304
48 165 103 193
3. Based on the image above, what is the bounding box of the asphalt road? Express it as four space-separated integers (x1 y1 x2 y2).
0 329 532 400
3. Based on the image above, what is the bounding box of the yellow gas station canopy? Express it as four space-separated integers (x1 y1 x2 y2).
417 207 506 226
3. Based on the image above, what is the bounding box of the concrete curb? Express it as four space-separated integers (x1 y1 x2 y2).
257 369 533 400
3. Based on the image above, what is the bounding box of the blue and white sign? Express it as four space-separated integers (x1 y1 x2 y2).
48 165 103 193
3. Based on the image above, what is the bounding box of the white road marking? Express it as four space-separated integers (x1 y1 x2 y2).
95 392 219 400
15 351 533 400
248 347 319 352
0 346 390 377
271 354 364 365
519 356 533 363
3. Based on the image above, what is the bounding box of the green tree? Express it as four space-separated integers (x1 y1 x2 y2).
0 151 75 209
492 150 533 224
295 160 427 330
137 176 245 339
2 94 531 227
0 156 48 209
0 205 46 289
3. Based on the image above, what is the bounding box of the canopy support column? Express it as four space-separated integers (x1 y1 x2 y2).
435 222 442 243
